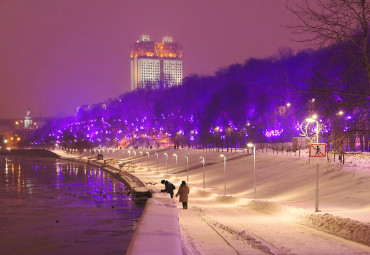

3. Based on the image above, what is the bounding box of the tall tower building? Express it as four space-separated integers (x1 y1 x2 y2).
130 35 182 90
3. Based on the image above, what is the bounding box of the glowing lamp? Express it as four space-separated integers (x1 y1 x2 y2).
305 118 316 123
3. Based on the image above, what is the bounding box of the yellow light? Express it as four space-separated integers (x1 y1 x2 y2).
11 137 14 141
247 143 254 147
305 118 316 123
15 121 19 125
312 114 318 119
338 111 344 115
17 137 20 141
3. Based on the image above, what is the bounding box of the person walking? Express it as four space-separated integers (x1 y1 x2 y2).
176 180 189 209
160 179 175 198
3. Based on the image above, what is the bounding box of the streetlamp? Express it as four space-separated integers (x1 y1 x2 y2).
140 151 143 167
164 153 168 173
220 155 226 197
155 152 159 172
247 143 256 199
128 150 131 157
200 156 205 189
185 155 189 182
146 152 150 170
306 117 320 212
173 154 178 177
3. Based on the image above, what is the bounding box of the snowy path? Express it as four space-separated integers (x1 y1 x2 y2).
180 203 370 255
179 209 245 255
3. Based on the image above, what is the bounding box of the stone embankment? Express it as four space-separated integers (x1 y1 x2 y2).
0 149 60 158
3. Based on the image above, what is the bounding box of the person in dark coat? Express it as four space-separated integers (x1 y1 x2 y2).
160 179 175 198
176 180 189 209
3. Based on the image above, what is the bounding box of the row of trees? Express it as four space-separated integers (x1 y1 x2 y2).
30 41 369 152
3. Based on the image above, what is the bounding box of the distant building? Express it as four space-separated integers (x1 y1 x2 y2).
130 35 183 90
24 107 32 129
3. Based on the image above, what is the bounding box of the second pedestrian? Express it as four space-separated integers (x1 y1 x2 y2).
176 180 189 209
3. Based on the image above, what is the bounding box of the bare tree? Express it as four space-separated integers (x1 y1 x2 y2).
287 0 370 91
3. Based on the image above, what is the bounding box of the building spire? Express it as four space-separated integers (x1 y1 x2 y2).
25 107 32 129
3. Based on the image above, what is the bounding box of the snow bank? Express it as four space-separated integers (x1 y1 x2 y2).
303 212 370 246
246 200 370 246
126 193 182 255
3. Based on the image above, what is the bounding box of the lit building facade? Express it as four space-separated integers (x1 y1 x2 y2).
130 35 182 90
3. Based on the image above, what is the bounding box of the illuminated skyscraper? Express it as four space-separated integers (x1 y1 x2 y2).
130 35 182 90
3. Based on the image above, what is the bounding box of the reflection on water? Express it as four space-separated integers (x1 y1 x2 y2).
0 156 143 255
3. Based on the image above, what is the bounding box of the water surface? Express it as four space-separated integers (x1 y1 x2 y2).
0 156 143 255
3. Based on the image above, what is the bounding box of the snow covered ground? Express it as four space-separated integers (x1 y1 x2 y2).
59 148 370 254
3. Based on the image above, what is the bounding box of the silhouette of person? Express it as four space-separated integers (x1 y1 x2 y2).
315 145 321 155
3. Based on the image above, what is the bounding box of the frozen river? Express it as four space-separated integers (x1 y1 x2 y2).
0 156 143 255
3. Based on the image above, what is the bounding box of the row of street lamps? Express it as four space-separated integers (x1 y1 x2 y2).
95 144 257 199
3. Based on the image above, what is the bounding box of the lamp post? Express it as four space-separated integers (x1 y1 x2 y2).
140 151 143 167
164 153 168 173
146 152 150 170
247 143 256 199
185 155 189 182
306 117 320 212
200 156 205 189
155 152 159 172
220 155 226 196
128 150 131 157
173 154 178 177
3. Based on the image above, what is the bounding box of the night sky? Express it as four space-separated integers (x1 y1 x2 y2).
0 0 306 119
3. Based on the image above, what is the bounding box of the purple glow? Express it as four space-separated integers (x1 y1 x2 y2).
265 129 283 138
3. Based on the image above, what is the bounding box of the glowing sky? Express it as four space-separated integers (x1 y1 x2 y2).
0 0 306 119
